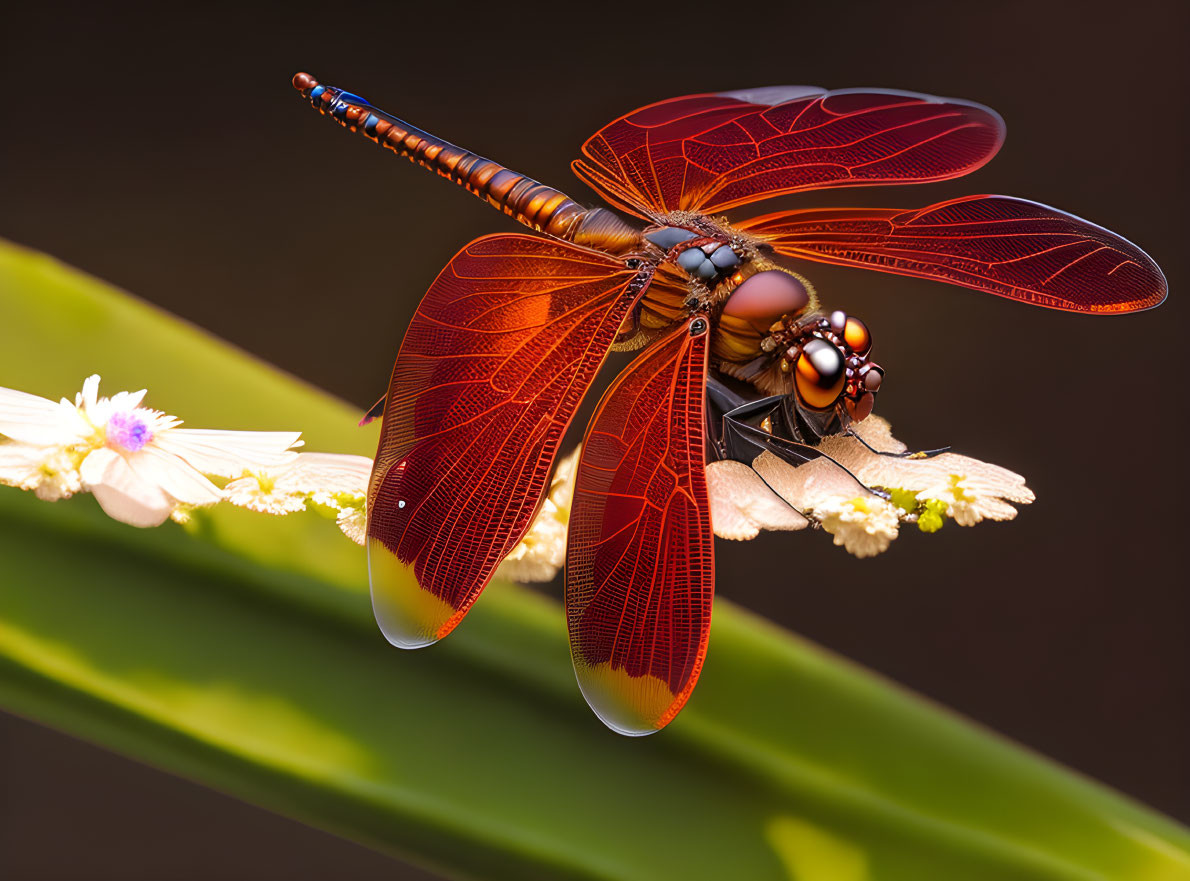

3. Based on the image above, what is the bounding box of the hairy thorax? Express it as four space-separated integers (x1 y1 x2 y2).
621 214 819 396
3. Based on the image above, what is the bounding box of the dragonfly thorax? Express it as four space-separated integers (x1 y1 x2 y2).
643 223 737 274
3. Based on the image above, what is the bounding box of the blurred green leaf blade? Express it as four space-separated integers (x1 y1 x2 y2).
1 239 1187 881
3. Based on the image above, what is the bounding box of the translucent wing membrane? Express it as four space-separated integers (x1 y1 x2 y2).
737 195 1167 313
566 322 712 735
367 234 652 647
573 88 1004 217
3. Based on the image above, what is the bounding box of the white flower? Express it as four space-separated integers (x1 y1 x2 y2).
0 442 82 501
812 495 902 558
224 452 373 544
336 505 367 545
2 375 1036 560
225 452 371 513
705 459 809 540
170 505 195 525
497 510 568 582
496 446 581 583
705 416 1034 557
751 450 872 513
817 416 1034 528
914 473 1025 527
224 474 311 514
0 375 301 527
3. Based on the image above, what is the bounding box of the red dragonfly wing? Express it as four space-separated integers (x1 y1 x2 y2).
368 234 653 647
566 319 713 736
737 195 1167 313
573 87 1004 217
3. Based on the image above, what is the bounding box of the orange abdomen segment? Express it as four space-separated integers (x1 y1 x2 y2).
293 73 641 253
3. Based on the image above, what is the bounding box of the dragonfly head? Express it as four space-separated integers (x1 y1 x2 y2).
785 310 883 438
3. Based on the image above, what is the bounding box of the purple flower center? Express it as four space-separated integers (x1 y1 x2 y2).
107 411 153 452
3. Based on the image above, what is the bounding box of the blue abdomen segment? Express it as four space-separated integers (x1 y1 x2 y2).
292 73 371 121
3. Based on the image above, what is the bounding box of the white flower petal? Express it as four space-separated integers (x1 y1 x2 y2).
80 447 175 528
131 447 223 507
751 451 870 511
851 415 908 454
0 443 52 484
269 452 372 496
0 386 89 446
921 454 1034 505
155 429 302 477
106 389 148 413
706 460 808 540
76 375 100 413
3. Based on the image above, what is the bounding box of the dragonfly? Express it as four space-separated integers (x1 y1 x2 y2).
292 72 1166 735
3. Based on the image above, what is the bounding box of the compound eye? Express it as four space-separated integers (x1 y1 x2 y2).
843 316 872 356
794 339 846 409
722 270 811 331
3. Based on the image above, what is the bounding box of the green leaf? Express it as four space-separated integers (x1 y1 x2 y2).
1 239 1187 881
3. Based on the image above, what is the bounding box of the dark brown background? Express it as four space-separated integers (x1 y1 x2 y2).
2 0 1187 878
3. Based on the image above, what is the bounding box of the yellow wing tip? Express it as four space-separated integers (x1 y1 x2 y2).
574 660 689 736
367 538 456 649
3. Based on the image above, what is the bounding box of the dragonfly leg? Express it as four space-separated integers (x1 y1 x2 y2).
706 374 885 502
844 428 951 460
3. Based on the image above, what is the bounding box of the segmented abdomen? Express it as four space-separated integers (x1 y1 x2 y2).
293 73 641 253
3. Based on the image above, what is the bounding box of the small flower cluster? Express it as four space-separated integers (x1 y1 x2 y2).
705 415 1034 558
495 446 581 583
0 376 369 543
223 452 372 544
1 378 1035 570
487 414 1034 579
